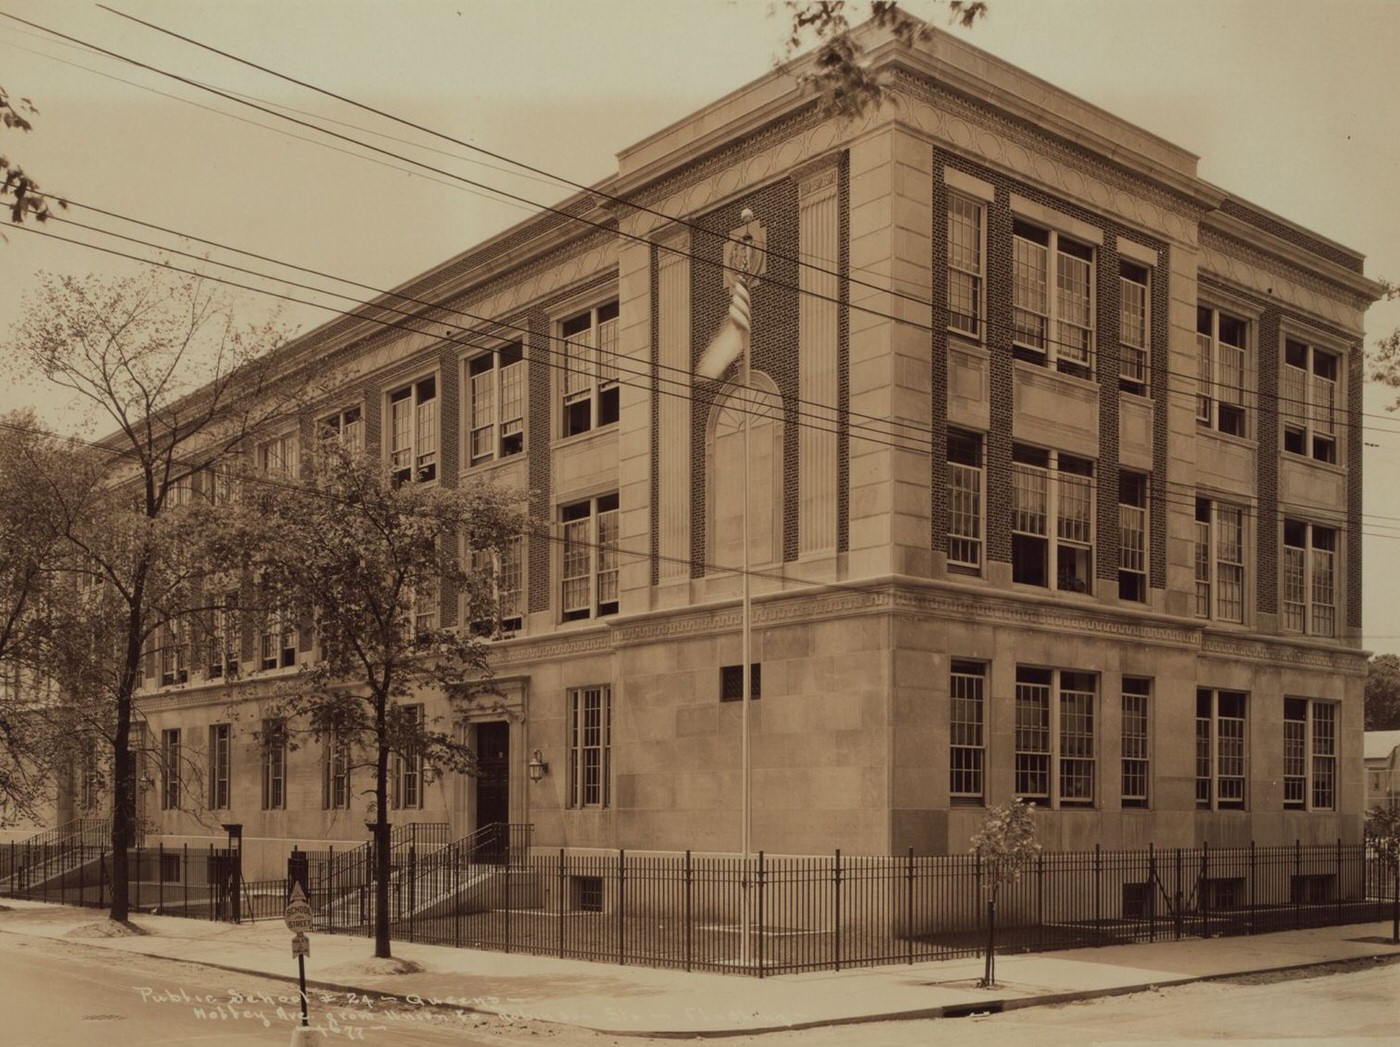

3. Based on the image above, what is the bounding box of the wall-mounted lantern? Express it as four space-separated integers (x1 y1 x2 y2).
527 749 549 783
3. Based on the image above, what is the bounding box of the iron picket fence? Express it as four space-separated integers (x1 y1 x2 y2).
5 834 1396 975
306 838 1394 976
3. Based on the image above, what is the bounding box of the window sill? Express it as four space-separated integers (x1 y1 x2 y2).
1195 424 1255 450
1280 451 1346 475
551 424 619 453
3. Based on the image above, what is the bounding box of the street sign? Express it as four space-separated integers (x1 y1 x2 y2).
291 932 310 958
284 880 314 933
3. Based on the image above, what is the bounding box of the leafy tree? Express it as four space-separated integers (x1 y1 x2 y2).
970 798 1039 988
781 0 987 119
7 271 296 923
208 439 524 959
0 412 93 821
1365 806 1400 942
1 85 62 223
1367 653 1400 731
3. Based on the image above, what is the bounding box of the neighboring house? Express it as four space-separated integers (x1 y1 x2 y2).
92 24 1382 878
1365 730 1400 812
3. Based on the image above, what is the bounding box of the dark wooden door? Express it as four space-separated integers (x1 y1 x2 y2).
472 721 510 862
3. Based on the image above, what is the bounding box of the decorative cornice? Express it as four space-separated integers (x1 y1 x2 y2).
486 630 612 666
1200 634 1367 674
791 152 842 198
1199 226 1375 328
893 70 1212 246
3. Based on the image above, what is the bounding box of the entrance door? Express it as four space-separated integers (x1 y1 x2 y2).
472 722 510 863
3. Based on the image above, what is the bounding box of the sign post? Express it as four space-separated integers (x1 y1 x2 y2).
284 881 314 1030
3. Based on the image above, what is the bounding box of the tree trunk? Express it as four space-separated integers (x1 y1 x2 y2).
108 683 137 923
982 896 996 988
373 694 392 959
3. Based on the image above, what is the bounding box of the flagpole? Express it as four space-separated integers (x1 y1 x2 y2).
737 213 754 969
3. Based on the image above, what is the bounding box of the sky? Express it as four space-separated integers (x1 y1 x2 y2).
1 0 1399 652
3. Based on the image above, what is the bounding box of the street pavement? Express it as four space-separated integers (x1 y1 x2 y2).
0 898 1397 1038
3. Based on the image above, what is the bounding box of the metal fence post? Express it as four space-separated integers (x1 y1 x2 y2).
1294 839 1302 929
408 843 417 944
504 846 512 954
906 847 915 964
1248 840 1256 935
454 840 462 950
1201 841 1210 938
1094 843 1103 944
1336 838 1343 926
1036 852 1045 951
617 849 626 967
684 850 692 973
756 851 766 979
1147 843 1156 942
557 848 566 959
1173 848 1182 941
833 849 842 972
158 843 164 913
183 844 188 915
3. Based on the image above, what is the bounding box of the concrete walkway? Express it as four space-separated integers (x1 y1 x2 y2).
1 898 1396 1037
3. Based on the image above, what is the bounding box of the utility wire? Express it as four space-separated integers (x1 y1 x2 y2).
5 12 1390 439
14 209 1400 535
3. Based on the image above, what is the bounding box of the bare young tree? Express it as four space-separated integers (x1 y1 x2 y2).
7 270 298 923
206 438 525 958
970 798 1040 988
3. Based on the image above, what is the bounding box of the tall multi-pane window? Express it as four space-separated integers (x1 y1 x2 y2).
1195 498 1245 623
949 660 985 802
208 723 231 810
947 195 984 338
319 406 364 454
1012 220 1094 376
561 302 619 437
1282 339 1339 464
1119 261 1150 394
258 431 299 479
1118 471 1148 603
1014 667 1096 807
946 429 983 571
561 494 619 622
468 537 524 636
1121 678 1151 807
260 608 297 671
160 728 180 810
159 619 188 686
1196 688 1247 810
393 704 424 810
467 343 525 464
207 592 239 679
1284 698 1336 811
1196 306 1248 437
411 580 439 638
388 376 438 484
1283 520 1337 637
568 685 611 808
1011 445 1094 592
260 718 286 810
323 735 351 810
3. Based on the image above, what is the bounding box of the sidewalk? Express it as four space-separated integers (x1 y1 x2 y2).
0 898 1396 1037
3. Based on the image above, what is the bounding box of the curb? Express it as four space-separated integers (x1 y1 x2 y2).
4 920 1399 1039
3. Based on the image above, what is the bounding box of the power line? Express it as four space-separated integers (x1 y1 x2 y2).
87 3 1396 432
5 12 1392 442
13 211 1400 537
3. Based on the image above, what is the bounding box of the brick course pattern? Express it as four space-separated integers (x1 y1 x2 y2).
688 180 802 577
932 150 1170 592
